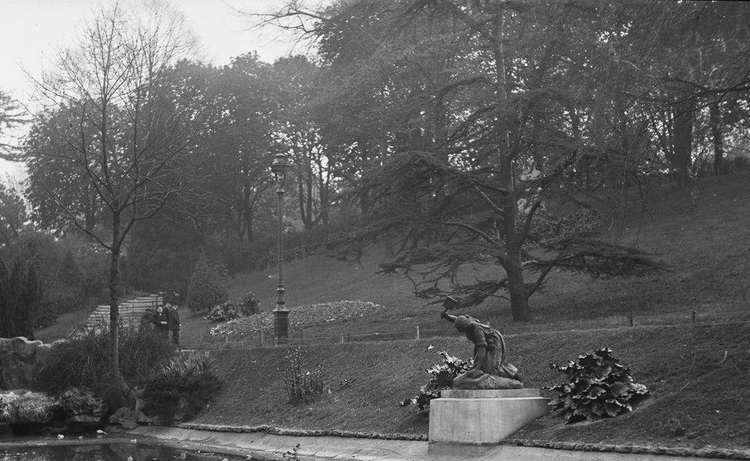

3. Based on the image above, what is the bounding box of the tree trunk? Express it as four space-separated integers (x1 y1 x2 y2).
710 100 724 176
505 252 532 321
107 214 127 409
493 7 532 322
672 97 695 187
500 156 532 321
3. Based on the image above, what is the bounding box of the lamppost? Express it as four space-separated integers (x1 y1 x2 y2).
271 152 291 344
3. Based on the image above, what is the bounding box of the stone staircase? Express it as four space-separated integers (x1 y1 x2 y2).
84 294 163 333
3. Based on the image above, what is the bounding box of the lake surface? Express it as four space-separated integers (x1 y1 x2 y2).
0 440 252 461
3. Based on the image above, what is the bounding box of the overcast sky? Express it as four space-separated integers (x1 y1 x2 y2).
0 0 309 181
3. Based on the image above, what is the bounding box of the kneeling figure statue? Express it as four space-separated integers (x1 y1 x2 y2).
442 307 523 390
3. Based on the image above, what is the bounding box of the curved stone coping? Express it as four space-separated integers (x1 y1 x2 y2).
2 421 748 460
176 422 427 441
167 423 750 460
506 439 750 460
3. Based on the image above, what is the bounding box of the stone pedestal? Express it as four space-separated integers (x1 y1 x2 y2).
428 388 549 448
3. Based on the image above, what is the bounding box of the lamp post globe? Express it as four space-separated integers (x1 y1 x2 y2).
271 152 291 178
271 152 291 344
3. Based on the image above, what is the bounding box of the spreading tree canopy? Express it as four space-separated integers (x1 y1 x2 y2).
268 0 666 321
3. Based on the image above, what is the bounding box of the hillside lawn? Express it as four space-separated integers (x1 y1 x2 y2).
36 172 750 452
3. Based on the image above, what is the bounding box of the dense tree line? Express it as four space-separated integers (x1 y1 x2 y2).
3 0 749 325
260 0 750 320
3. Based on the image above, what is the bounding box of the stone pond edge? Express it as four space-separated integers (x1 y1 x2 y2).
175 423 750 460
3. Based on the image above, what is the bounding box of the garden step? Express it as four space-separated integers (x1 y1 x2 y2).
82 294 163 332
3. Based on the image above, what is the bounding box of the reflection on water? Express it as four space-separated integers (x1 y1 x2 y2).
0 442 251 461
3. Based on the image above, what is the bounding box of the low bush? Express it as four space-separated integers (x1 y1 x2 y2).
238 291 261 315
33 327 174 396
139 351 223 420
205 301 242 323
399 351 472 410
284 347 325 404
548 347 650 424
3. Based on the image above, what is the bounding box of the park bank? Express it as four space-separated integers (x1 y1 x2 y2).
129 424 750 461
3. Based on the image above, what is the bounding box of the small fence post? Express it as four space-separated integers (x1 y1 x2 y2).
340 335 345 344
629 312 634 327
347 332 351 343
692 311 696 324
416 326 420 340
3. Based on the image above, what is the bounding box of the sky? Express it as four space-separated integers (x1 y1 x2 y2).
0 0 310 182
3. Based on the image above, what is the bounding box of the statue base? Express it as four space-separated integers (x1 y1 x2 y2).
428 389 549 448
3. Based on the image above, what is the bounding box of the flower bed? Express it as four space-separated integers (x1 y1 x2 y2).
209 300 384 337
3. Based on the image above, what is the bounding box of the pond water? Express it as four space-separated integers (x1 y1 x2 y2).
0 440 253 461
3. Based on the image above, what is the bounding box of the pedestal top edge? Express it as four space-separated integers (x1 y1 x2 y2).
441 388 542 398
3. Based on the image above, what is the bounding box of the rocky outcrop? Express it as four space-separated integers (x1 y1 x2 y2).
59 388 107 429
0 387 107 435
0 390 60 425
0 338 112 435
0 336 64 390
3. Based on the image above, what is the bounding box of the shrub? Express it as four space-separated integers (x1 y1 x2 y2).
283 347 325 404
139 351 222 420
205 301 242 323
399 351 473 411
0 256 42 339
238 291 261 315
33 327 174 396
548 347 650 424
186 254 228 313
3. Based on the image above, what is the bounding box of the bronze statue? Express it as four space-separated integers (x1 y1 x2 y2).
441 297 523 389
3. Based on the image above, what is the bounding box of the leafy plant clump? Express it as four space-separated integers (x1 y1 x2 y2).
140 351 223 421
284 347 326 404
205 301 243 323
400 351 473 411
548 347 649 424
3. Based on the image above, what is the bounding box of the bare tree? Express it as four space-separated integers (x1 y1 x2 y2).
0 90 25 160
24 1 198 404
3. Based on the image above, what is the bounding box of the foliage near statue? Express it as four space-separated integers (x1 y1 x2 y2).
548 348 649 424
399 351 472 411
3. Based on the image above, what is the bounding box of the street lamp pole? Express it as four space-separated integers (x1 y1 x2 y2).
271 153 291 344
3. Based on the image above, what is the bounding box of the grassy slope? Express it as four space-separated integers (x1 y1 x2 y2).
196 323 749 450
190 173 750 450
33 172 750 450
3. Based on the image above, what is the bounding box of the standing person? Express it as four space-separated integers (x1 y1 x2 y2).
154 305 168 336
166 302 181 347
